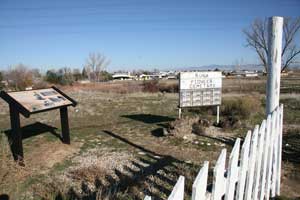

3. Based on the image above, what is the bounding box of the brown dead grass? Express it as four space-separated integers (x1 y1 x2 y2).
25 140 82 172
167 116 200 141
0 135 82 197
281 162 300 199
0 83 299 199
60 81 143 94
65 150 134 186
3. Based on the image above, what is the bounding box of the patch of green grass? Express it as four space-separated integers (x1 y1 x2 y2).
51 158 73 172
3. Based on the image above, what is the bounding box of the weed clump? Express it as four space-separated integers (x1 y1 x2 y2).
219 96 262 129
143 80 179 93
165 117 211 141
222 97 258 119
158 82 178 93
143 80 159 93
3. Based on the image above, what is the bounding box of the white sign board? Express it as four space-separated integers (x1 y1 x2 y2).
179 71 222 107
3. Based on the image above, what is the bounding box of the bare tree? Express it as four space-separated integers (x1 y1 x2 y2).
6 64 33 90
84 52 110 82
244 17 300 72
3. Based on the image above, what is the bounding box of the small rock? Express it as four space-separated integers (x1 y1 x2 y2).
194 141 199 144
207 143 211 146
285 143 290 147
183 135 188 140
163 128 170 136
138 152 146 155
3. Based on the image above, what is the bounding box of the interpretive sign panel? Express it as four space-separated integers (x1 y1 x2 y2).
179 71 222 107
0 86 76 117
8 88 73 113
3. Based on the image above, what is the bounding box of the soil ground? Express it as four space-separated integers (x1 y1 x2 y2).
0 77 300 199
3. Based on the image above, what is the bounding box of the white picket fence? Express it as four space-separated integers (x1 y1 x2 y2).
145 104 283 200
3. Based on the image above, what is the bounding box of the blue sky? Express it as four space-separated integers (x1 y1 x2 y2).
0 0 299 71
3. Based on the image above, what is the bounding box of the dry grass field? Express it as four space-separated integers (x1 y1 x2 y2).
0 77 300 199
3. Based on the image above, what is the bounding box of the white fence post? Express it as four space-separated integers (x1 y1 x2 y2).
225 139 240 200
192 161 209 200
245 125 259 200
168 175 185 200
211 148 227 200
266 16 283 115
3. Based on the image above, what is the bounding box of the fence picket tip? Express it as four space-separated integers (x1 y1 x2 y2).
168 175 185 200
144 195 151 200
192 161 209 200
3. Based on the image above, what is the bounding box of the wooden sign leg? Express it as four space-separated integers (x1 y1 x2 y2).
9 104 24 162
60 107 70 144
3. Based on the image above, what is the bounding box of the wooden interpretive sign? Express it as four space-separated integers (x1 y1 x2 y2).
0 86 77 163
6 88 74 114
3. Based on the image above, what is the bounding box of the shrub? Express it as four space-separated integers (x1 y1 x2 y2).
6 64 33 90
143 80 178 93
219 115 242 129
45 70 60 84
45 69 74 86
0 71 4 89
158 82 178 93
192 119 210 135
32 81 49 89
222 96 261 119
100 71 113 81
143 80 159 93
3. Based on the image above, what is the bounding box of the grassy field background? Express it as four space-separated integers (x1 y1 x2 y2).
0 77 300 199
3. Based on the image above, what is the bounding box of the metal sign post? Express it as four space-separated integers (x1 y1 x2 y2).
178 107 182 119
216 105 220 124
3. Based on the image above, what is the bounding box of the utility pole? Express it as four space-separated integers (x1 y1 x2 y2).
266 16 283 115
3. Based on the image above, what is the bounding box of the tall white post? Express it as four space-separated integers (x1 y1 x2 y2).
266 16 283 115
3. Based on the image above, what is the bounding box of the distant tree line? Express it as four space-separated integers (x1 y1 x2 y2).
0 71 4 89
0 52 113 91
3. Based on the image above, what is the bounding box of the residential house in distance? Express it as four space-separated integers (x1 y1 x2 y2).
112 73 135 81
111 70 179 81
227 70 259 77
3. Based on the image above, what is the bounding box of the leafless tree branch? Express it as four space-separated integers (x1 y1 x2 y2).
85 52 110 82
244 17 300 72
